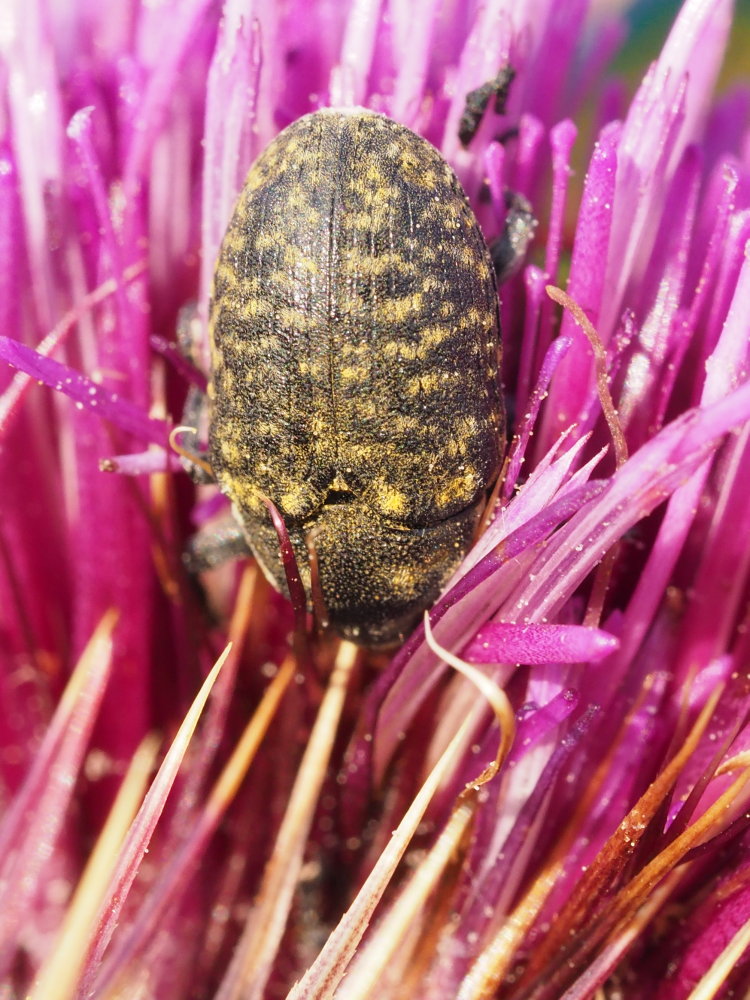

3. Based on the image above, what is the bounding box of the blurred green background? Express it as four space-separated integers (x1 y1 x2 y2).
615 0 750 88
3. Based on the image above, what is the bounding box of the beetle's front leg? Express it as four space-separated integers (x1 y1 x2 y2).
177 385 215 485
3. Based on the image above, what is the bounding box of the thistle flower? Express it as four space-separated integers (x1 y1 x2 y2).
1 1 749 999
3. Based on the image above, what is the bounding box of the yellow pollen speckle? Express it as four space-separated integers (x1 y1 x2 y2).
214 262 238 289
254 231 279 251
303 207 322 228
219 439 242 464
221 229 248 254
437 469 478 508
457 416 478 437
219 367 236 393
407 373 441 395
283 245 320 274
459 306 487 330
457 244 479 267
381 340 420 361
228 480 265 516
280 487 310 518
236 297 269 321
391 565 420 599
421 276 441 294
343 210 389 230
311 413 328 436
374 294 424 324
278 307 316 331
420 324 452 349
375 485 408 517
341 366 366 384
253 335 283 354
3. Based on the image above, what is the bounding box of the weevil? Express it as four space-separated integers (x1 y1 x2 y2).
187 107 533 646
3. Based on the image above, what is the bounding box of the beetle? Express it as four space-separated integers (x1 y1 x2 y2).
194 107 528 646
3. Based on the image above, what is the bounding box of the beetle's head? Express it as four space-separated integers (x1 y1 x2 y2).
235 495 483 647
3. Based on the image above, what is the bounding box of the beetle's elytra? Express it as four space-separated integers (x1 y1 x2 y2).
208 108 504 646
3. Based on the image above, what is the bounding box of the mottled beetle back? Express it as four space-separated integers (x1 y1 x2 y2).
209 108 504 645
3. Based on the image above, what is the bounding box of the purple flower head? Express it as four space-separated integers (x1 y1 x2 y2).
1 1 750 998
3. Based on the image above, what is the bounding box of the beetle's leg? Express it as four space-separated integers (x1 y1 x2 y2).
176 302 206 369
173 304 216 484
183 514 251 572
177 385 215 484
490 191 537 285
173 306 247 579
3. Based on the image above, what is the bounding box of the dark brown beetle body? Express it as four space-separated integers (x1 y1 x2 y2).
208 108 504 645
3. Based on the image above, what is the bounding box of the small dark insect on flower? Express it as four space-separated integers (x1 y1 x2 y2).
458 65 515 146
187 107 532 647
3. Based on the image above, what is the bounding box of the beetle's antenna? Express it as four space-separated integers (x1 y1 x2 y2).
305 526 330 634
257 491 316 678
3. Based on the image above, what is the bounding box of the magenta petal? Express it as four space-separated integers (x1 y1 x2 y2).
544 119 577 286
200 13 262 325
513 380 750 624
648 866 750 1000
504 333 572 499
0 337 170 445
79 655 225 995
462 622 619 665
0 618 114 974
100 449 180 474
2 2 749 997
542 120 620 441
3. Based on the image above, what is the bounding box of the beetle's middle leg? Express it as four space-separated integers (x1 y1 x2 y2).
173 304 253 572
174 304 216 485
176 384 216 485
